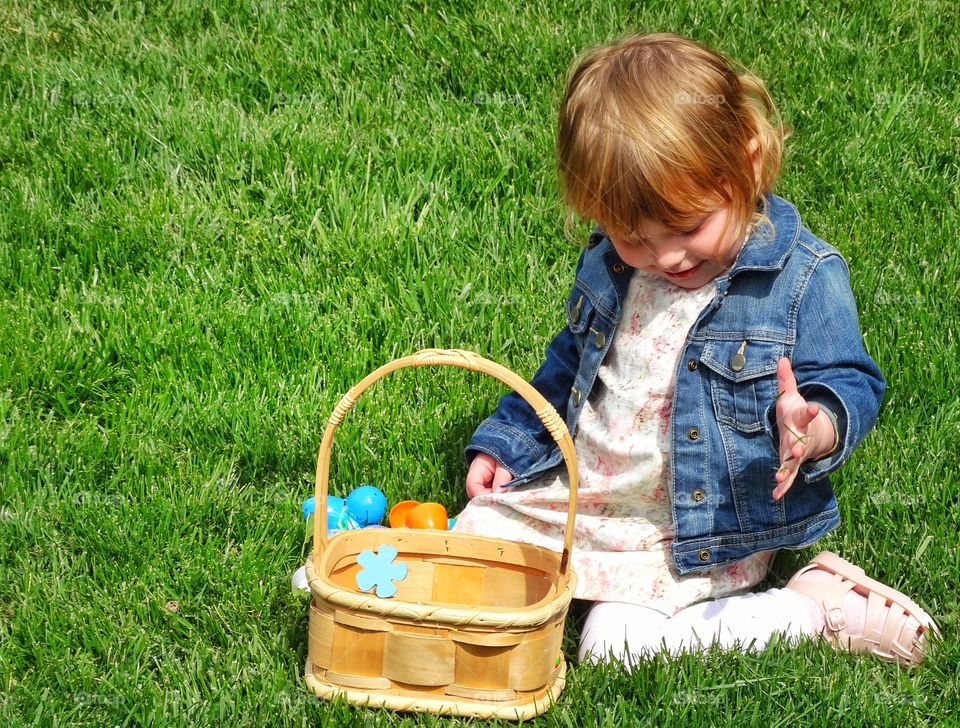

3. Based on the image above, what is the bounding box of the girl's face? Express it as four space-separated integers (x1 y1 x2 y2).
605 204 747 290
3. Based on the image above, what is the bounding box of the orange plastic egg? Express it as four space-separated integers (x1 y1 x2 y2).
388 500 420 528
405 502 449 530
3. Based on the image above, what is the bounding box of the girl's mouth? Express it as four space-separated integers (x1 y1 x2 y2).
663 261 705 279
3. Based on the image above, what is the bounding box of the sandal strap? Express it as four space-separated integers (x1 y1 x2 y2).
786 565 856 633
860 593 926 664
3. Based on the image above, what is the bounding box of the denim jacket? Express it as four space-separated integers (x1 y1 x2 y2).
465 193 885 575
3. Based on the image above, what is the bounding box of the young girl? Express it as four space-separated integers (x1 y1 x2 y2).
453 32 937 667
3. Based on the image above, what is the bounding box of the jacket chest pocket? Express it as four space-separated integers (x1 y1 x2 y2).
701 339 784 433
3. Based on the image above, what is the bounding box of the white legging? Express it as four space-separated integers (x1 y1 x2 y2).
578 587 819 667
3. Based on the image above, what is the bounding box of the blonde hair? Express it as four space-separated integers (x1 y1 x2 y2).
557 32 789 253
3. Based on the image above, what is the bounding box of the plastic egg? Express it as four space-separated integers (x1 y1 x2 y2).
326 496 346 523
336 509 360 530
389 500 419 528
405 502 448 530
346 484 387 526
301 496 316 520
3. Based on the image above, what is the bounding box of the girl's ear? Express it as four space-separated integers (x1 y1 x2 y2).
748 136 762 187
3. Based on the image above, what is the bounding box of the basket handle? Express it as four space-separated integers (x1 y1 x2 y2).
313 348 579 577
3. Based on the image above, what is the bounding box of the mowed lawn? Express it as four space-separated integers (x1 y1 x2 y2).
1 1 958 726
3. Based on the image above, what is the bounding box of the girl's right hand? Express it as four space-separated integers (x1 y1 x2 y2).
465 453 514 499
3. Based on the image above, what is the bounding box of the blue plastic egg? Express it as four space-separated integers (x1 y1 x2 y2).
326 495 346 523
346 484 387 526
301 496 316 520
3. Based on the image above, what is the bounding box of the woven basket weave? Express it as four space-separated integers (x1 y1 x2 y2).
304 348 579 719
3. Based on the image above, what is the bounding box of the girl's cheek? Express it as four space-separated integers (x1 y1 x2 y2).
610 241 649 269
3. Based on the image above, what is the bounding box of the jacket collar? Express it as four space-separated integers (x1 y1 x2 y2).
727 193 801 274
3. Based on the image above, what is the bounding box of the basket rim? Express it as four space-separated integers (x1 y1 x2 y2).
321 526 565 567
306 542 577 628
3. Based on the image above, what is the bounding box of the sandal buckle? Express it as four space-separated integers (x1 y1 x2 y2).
825 606 847 632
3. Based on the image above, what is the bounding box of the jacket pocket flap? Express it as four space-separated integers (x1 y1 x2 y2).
701 339 783 382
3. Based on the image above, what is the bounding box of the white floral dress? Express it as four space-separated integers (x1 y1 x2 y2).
453 270 773 616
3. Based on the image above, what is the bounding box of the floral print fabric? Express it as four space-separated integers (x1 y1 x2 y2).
454 271 773 615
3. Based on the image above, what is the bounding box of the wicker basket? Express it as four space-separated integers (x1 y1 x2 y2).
304 348 579 720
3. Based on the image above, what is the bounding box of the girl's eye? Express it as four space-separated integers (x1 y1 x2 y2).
681 221 705 236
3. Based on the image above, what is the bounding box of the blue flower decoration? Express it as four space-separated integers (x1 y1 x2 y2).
355 544 408 598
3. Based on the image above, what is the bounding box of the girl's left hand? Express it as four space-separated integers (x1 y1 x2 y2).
773 357 837 501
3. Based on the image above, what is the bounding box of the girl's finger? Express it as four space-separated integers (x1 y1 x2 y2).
773 477 793 500
774 456 800 497
774 464 792 491
776 357 798 396
796 439 807 457
491 467 513 493
465 482 489 499
792 401 820 429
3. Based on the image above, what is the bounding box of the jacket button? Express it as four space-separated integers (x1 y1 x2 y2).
698 549 711 562
687 427 700 441
612 263 625 273
731 341 747 371
570 295 583 324
571 387 581 406
594 331 605 348
692 488 705 503
687 358 697 371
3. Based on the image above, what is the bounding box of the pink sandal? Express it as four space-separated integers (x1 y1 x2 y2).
786 551 939 667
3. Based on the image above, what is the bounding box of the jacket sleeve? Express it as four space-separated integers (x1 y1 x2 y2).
464 250 587 478
765 253 885 482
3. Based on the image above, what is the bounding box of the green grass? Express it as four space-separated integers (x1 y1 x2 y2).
1 1 958 726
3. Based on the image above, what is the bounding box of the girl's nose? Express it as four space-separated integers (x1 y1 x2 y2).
652 246 687 271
